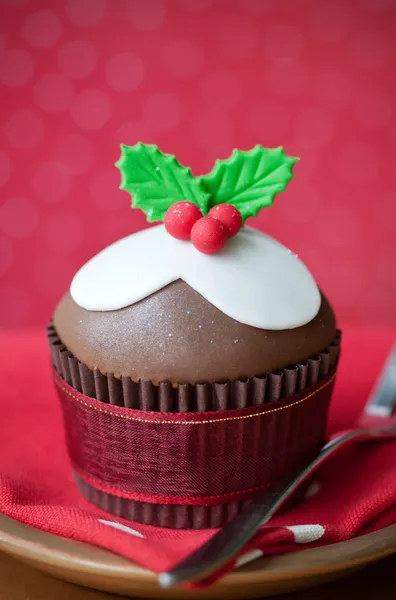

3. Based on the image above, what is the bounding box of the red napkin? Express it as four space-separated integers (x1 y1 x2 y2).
0 328 395 587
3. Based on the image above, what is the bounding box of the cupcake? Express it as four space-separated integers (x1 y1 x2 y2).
48 143 340 529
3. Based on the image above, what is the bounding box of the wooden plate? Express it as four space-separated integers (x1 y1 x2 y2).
0 514 395 598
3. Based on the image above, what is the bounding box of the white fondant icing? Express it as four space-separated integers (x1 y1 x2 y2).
70 225 321 330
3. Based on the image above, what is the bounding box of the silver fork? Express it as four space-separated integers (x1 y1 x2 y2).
159 343 396 589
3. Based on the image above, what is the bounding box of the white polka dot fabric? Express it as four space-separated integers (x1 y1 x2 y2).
0 0 395 327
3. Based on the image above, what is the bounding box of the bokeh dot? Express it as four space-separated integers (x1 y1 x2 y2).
310 3 350 42
32 162 72 203
314 68 356 110
42 211 84 252
353 87 393 130
33 74 75 113
201 71 242 109
349 30 390 69
0 48 34 87
54 134 94 175
127 0 166 31
66 0 106 26
293 107 334 149
33 254 76 298
3 109 44 148
89 169 125 211
0 197 40 239
247 101 291 141
58 40 97 79
335 142 379 185
21 10 61 48
0 153 11 187
71 89 111 130
192 111 234 156
266 61 308 97
263 25 304 61
0 283 31 328
142 93 182 133
116 120 154 145
162 37 204 78
105 52 144 92
0 235 14 277
218 17 259 58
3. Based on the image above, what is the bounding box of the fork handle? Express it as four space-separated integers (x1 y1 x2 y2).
159 423 396 588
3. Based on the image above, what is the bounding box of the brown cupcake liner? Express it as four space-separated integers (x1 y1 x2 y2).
47 322 341 412
48 323 341 528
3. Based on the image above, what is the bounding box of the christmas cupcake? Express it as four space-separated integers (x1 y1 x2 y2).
48 143 340 529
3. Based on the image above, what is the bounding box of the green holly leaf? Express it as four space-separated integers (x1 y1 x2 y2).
115 143 210 222
199 145 299 220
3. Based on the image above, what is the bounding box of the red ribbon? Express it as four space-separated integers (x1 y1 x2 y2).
55 369 336 506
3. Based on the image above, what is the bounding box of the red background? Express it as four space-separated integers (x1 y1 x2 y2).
0 0 395 329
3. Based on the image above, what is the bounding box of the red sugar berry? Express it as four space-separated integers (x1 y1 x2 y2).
208 204 242 237
190 217 227 254
164 201 203 240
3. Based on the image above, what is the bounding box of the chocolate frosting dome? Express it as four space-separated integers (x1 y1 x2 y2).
53 281 336 385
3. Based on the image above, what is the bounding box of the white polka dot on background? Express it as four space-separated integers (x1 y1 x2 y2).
20 10 61 47
126 0 166 31
335 141 379 185
314 67 356 110
89 169 125 211
310 3 350 42
162 37 204 79
105 52 144 92
353 87 393 130
33 74 74 113
0 153 11 187
285 524 325 544
42 211 84 252
54 134 94 175
349 30 390 69
58 40 97 79
0 283 31 328
66 0 106 26
263 25 305 61
32 162 72 203
0 235 15 277
3 109 44 148
201 71 242 110
70 90 111 130
266 61 308 98
142 93 182 133
293 107 334 149
0 48 34 87
218 17 259 58
0 197 39 239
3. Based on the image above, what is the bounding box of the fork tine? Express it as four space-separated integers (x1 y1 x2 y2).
363 343 396 418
